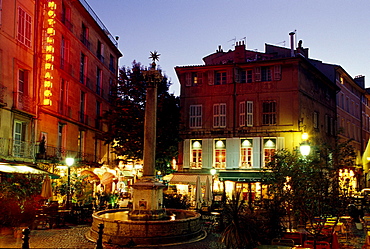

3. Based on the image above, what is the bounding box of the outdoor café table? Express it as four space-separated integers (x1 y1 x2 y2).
57 209 71 227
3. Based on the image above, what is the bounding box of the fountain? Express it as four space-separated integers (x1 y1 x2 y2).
86 52 203 246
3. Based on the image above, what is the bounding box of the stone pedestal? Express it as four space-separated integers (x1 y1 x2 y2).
129 177 166 220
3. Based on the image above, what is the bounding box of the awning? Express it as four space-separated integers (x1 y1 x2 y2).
218 171 266 182
0 163 59 179
168 174 211 185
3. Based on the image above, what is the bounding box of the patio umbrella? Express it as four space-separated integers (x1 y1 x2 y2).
101 172 117 193
41 175 53 199
204 176 212 206
195 175 203 210
81 170 100 184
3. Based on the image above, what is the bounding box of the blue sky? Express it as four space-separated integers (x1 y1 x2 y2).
86 0 370 95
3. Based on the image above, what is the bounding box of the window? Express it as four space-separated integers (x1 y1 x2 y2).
18 69 27 93
239 102 245 127
13 121 26 157
78 130 85 156
79 91 86 123
61 3 72 31
96 101 101 129
192 72 202 85
246 101 253 126
59 78 66 114
96 67 102 95
189 105 202 128
80 53 87 84
61 37 70 71
261 66 272 82
313 111 319 129
262 101 276 125
240 101 253 127
0 0 2 25
263 138 276 167
57 123 64 155
246 70 253 83
215 71 227 85
240 139 253 168
214 139 226 169
191 140 202 169
81 23 89 48
97 40 104 62
213 103 226 128
17 7 32 47
109 54 115 73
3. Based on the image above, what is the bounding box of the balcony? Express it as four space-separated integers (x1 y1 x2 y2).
35 144 101 166
0 137 34 159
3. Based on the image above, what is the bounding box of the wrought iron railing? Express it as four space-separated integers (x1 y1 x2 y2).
0 137 34 159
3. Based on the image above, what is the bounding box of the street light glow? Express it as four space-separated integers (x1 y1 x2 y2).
66 157 74 166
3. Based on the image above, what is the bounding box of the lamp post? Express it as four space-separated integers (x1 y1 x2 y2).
299 132 310 157
210 168 217 202
65 157 74 209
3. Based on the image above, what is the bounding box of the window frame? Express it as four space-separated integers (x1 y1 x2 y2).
17 7 32 48
189 105 202 128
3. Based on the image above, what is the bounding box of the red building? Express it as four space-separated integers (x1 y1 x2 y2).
175 38 339 199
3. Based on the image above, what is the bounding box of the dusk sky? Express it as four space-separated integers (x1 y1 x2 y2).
86 0 370 95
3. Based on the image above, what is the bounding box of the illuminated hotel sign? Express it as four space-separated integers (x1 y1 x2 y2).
43 1 56 106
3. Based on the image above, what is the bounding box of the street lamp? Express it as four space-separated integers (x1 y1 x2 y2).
65 157 74 209
299 132 310 156
210 168 217 201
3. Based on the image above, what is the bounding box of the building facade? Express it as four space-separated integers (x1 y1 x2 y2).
175 39 339 199
0 0 121 172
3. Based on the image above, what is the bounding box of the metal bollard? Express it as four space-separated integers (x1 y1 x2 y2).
21 228 30 249
95 223 104 249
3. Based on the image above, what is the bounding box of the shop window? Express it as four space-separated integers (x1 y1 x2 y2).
214 139 226 169
191 140 202 169
240 139 253 168
263 138 276 167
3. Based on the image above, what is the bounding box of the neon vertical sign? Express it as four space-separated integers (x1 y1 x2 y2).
43 1 56 106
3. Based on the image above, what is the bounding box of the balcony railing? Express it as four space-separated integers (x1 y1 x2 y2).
0 137 34 159
35 144 101 165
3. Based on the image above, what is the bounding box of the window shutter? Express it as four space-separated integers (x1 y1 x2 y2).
213 104 219 127
220 103 226 127
239 101 245 127
274 65 281 80
208 70 214 85
185 73 191 86
254 67 261 82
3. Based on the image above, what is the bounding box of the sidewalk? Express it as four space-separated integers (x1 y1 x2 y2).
0 222 366 249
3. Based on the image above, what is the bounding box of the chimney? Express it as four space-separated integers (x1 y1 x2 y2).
234 40 246 63
289 31 295 57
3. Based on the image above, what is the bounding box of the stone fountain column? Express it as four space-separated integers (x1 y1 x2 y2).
129 56 165 220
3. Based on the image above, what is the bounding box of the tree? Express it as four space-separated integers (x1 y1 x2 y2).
265 138 356 245
103 61 181 174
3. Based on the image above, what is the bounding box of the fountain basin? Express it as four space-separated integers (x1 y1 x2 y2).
85 208 203 246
